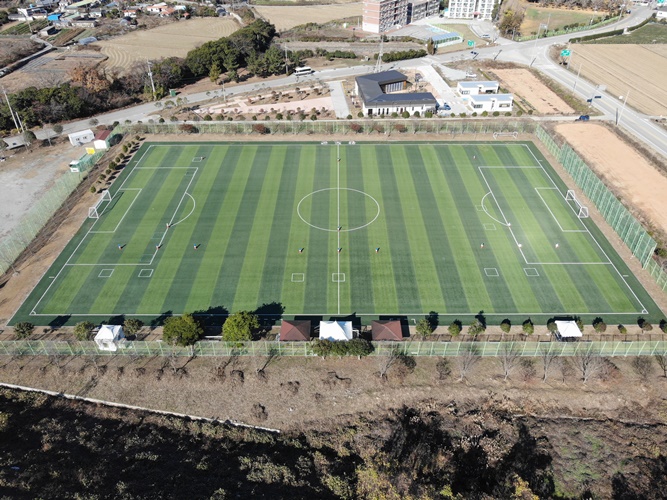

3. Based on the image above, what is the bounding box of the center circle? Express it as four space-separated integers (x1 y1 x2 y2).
297 188 381 232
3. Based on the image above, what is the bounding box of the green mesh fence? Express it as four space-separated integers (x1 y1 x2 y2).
0 340 666 357
113 119 535 137
535 126 657 268
0 151 105 276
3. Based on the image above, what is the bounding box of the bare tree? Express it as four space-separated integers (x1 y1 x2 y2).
558 357 574 382
573 350 603 383
540 345 558 382
498 343 520 380
378 348 402 380
655 352 667 378
631 357 654 381
455 345 480 381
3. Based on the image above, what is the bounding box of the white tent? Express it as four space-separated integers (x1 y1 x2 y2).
94 325 125 351
319 321 353 341
555 320 583 339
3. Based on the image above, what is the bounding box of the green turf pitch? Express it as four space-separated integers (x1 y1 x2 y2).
12 141 663 326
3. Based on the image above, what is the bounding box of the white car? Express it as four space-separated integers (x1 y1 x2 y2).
481 34 491 39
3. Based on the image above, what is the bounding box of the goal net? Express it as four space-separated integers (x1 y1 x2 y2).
565 190 589 219
88 190 112 219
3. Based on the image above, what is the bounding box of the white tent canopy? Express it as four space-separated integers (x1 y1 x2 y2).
555 320 583 338
319 321 353 341
94 325 125 351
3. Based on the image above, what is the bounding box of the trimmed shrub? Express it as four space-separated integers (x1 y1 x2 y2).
448 321 461 336
593 317 607 333
468 319 485 336
500 320 511 333
618 324 627 334
522 319 534 335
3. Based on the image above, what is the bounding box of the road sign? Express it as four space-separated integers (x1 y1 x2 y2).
467 40 474 47
561 49 571 57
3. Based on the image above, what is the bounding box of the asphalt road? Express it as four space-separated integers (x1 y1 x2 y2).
23 8 667 160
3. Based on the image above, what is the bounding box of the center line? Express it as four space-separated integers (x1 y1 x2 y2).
337 142 341 315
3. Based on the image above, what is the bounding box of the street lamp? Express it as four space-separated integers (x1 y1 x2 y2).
616 89 631 126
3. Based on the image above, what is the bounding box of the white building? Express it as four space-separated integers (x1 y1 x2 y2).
446 0 497 20
456 80 499 96
468 93 513 113
355 70 437 116
68 129 95 146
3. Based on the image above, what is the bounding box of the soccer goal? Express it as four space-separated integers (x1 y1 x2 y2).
493 131 518 140
565 190 589 218
88 190 112 219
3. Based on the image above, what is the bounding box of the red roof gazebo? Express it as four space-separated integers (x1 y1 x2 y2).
371 320 403 341
279 320 311 341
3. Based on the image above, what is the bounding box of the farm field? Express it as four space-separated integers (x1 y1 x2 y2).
492 68 575 115
254 3 361 31
11 142 663 326
570 44 667 116
95 18 239 72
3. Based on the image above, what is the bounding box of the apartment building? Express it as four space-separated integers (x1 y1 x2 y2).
362 0 409 34
446 0 496 20
407 0 439 23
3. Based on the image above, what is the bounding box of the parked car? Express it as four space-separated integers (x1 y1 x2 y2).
443 103 451 110
481 33 490 39
577 115 590 121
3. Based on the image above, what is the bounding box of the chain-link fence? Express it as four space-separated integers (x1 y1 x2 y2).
0 151 105 276
114 119 536 137
1 340 666 357
535 126 657 269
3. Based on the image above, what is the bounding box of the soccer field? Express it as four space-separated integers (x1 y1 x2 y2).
12 141 663 326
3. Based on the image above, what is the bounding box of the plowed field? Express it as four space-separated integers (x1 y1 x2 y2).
254 3 361 31
570 44 667 116
96 18 239 72
492 68 574 114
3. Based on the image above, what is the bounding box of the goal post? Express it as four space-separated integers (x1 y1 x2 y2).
565 190 589 218
88 190 112 219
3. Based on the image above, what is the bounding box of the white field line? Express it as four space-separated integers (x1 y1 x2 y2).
90 189 142 234
27 310 647 317
149 167 198 266
337 145 341 315
29 146 156 313
523 144 649 313
534 187 588 233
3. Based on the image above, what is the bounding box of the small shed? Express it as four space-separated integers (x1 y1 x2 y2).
319 321 353 341
68 129 95 146
94 325 125 351
371 320 403 341
93 129 111 150
555 320 583 341
279 320 311 341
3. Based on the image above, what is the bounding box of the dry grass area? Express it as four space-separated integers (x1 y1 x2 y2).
570 44 667 116
254 3 361 31
96 18 240 72
0 38 39 68
492 68 575 114
554 122 667 237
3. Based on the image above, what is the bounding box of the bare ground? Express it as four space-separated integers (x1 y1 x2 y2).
554 122 667 240
1 354 667 497
492 68 575 115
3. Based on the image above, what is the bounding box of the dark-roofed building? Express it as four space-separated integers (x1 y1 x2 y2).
279 320 311 341
355 70 437 117
371 320 403 341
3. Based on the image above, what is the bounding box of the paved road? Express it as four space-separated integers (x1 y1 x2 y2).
21 7 667 161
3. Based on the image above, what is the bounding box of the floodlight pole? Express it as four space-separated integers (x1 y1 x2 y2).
572 63 582 91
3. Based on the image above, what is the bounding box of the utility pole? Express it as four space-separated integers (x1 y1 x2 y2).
284 43 289 76
572 63 582 92
374 37 384 73
617 89 631 126
2 87 20 132
146 60 156 99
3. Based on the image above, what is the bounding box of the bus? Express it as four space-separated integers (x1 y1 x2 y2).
294 66 313 77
